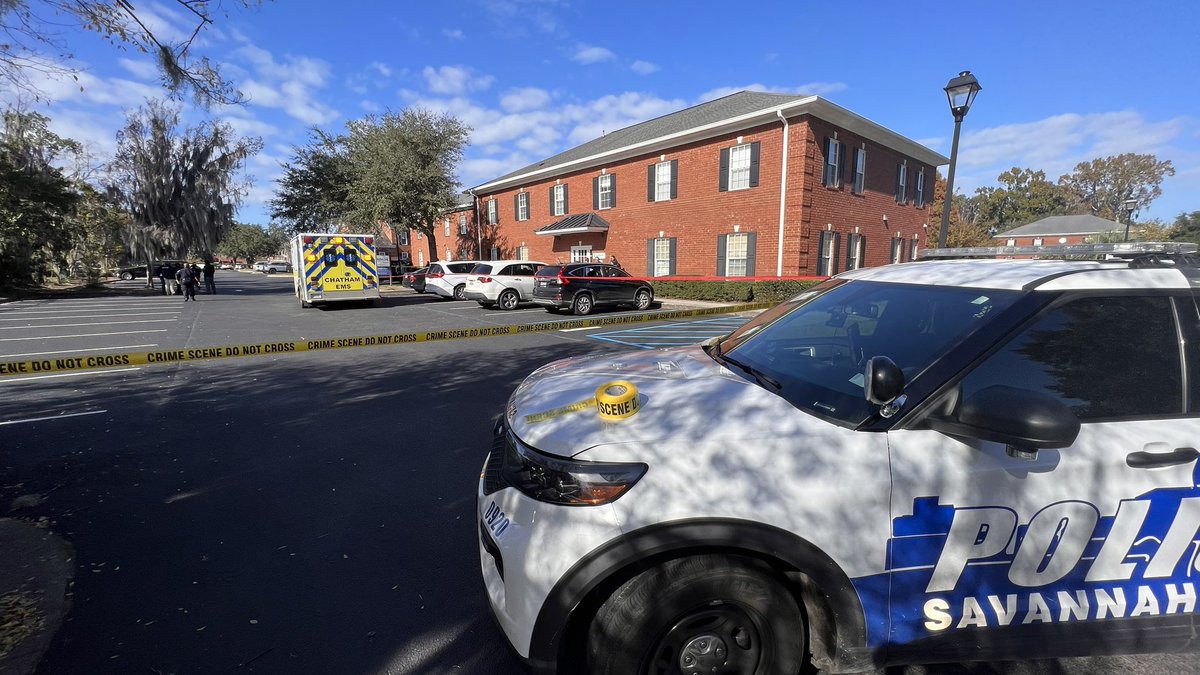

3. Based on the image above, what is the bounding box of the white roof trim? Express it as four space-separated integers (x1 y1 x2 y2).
473 96 949 193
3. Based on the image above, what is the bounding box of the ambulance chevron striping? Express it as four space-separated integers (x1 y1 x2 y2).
0 303 771 377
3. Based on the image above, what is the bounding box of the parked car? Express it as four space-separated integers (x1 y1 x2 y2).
218 262 235 270
531 263 653 315
116 260 185 280
260 260 291 274
482 242 1200 675
464 260 547 310
425 261 482 300
402 267 428 293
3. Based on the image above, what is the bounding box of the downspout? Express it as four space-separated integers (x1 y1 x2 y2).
775 110 789 277
468 188 482 258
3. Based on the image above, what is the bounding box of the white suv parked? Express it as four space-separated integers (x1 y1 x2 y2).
425 261 481 300
479 243 1200 674
464 260 547 310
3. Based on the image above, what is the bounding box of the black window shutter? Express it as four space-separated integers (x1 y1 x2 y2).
593 177 600 210
832 232 841 275
745 233 757 277
549 186 555 215
895 164 902 203
749 141 760 187
646 239 654 276
719 147 730 192
860 236 867 269
822 137 831 185
514 193 521 220
646 164 655 201
669 159 678 199
610 174 617 208
817 231 829 275
668 237 677 276
716 234 728 276
562 184 569 213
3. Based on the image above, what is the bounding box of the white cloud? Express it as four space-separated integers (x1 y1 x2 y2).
698 82 848 102
361 100 381 112
369 61 392 78
630 60 659 75
422 65 495 95
118 58 160 81
443 28 465 40
231 41 339 124
561 92 686 145
500 87 551 113
573 45 616 65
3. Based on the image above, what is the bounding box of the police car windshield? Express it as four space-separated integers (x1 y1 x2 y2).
720 280 1020 425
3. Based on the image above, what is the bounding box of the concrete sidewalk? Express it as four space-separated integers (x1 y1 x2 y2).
0 519 74 675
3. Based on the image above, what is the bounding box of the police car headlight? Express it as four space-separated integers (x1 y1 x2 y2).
502 434 646 506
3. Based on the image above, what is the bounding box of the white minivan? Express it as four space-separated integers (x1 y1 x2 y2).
463 260 546 310
479 243 1200 675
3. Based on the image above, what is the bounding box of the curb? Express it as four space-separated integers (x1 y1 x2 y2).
0 519 74 675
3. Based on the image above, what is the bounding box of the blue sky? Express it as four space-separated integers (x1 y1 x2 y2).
8 0 1200 226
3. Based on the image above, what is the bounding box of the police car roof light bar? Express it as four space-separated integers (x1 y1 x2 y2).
920 241 1199 260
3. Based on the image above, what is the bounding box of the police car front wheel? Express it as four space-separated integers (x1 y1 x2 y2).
586 555 806 675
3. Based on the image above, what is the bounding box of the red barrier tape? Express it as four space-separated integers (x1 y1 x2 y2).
542 274 829 283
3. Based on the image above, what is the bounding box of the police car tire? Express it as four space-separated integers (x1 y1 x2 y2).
586 555 805 675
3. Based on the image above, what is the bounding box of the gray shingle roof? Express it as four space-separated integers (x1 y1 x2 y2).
535 213 610 234
485 91 805 186
995 215 1124 237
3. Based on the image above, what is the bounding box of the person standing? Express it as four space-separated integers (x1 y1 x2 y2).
202 261 216 294
176 263 198 301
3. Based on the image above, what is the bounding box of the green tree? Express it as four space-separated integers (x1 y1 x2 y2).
975 167 1070 233
929 172 991 247
270 129 351 233
343 108 470 263
1058 153 1175 220
1169 211 1200 244
216 222 287 262
1 0 260 106
0 109 79 286
67 183 129 280
108 100 261 285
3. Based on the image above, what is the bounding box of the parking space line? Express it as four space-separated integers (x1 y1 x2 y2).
0 368 140 383
0 409 108 426
2 344 158 358
0 312 180 321
0 330 169 342
0 319 176 330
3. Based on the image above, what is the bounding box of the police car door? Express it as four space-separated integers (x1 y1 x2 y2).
884 292 1199 663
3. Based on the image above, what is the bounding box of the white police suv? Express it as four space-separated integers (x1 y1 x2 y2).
479 243 1200 674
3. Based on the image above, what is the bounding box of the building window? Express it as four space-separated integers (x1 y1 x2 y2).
817 231 839 276
890 237 904 264
459 214 468 235
726 233 749 277
846 233 865 271
823 137 843 188
490 246 500 260
1033 237 1044 246
516 192 529 221
896 163 907 203
445 218 450 237
445 248 452 261
655 160 672 202
914 169 925 207
418 251 424 266
399 230 409 246
487 199 497 224
907 237 918 262
1006 239 1015 246
654 238 671 277
728 144 752 191
516 245 529 261
571 245 592 262
598 174 613 209
553 185 566 216
852 148 866 194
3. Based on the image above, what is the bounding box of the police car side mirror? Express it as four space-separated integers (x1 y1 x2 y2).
864 356 904 406
929 385 1081 451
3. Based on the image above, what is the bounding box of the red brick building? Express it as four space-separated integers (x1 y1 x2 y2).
993 215 1124 247
380 193 477 269
465 91 947 277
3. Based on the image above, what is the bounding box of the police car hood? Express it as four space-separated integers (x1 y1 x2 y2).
508 346 820 457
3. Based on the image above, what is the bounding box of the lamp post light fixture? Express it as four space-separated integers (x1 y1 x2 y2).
1122 198 1139 242
937 71 982 248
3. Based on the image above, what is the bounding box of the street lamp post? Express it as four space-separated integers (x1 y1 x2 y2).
937 71 982 248
1121 198 1139 242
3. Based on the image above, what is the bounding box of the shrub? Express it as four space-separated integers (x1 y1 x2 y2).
651 279 821 303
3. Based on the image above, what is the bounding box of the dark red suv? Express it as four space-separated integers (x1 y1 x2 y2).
531 263 653 315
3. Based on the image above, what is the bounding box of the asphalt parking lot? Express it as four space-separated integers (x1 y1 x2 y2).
0 272 1193 675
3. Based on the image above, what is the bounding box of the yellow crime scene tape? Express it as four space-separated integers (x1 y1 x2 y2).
0 303 771 378
522 380 642 425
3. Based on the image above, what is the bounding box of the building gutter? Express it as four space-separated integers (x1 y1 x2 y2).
776 109 789 277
